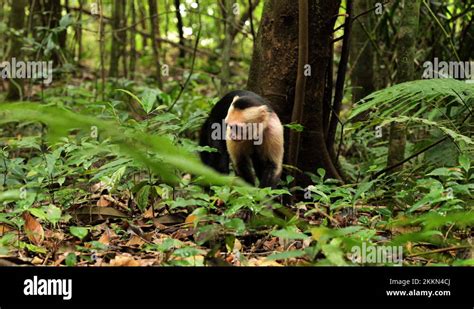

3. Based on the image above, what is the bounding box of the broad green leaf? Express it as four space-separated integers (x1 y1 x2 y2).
0 102 245 187
136 185 151 212
458 154 471 173
0 190 21 202
45 205 62 225
29 208 48 221
65 252 77 266
70 226 89 240
223 218 246 234
141 88 159 114
272 227 309 240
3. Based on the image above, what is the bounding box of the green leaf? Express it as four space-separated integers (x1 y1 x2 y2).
266 250 307 260
272 227 309 240
70 226 89 240
0 190 22 202
284 123 304 132
136 185 151 212
103 165 127 190
116 89 143 108
18 241 47 254
427 167 451 177
144 238 183 253
353 181 374 205
141 89 159 114
223 218 246 234
29 208 48 221
59 14 74 28
0 102 245 187
65 252 77 266
45 205 62 225
317 168 326 178
321 239 347 266
458 154 471 173
172 246 206 258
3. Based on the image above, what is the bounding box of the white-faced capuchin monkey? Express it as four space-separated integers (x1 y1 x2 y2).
199 90 284 188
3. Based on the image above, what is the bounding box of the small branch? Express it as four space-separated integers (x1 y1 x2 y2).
102 195 129 210
288 0 309 169
352 0 391 22
248 0 257 44
372 136 447 179
408 245 471 257
326 0 353 151
332 35 344 43
167 11 202 112
422 0 461 62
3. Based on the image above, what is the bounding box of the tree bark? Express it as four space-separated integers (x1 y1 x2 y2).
129 0 137 79
174 0 186 59
109 0 126 78
6 0 26 101
43 0 66 65
121 0 127 78
287 0 309 169
386 0 421 171
0 0 5 60
137 0 148 50
148 0 162 85
219 0 236 95
326 0 352 165
247 0 342 184
350 0 375 106
76 0 83 63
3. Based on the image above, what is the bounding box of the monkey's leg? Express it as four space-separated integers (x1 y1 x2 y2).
251 152 264 183
234 156 256 186
259 161 279 188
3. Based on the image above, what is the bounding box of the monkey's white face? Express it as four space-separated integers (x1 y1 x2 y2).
225 96 268 142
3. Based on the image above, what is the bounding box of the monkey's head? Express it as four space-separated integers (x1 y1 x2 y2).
225 96 270 142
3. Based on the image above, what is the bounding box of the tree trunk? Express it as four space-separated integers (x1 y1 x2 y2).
129 0 137 79
247 0 342 184
137 0 148 50
386 0 421 171
148 0 162 85
174 0 186 59
76 0 83 63
219 0 236 95
326 0 352 166
350 0 375 106
121 0 127 78
287 0 309 169
109 0 126 78
0 0 5 60
43 0 66 65
6 0 26 101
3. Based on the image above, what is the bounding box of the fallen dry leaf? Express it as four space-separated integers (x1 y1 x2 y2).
246 258 282 266
0 224 14 235
23 212 44 245
72 206 128 219
98 229 111 245
91 181 108 193
109 254 141 266
97 195 112 207
31 256 43 265
184 214 197 227
143 207 154 219
125 235 145 247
